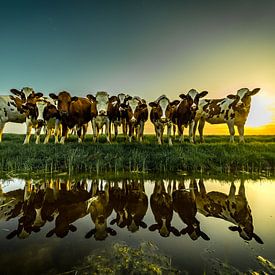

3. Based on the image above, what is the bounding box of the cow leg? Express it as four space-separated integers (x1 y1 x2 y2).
228 182 236 201
238 179 245 198
167 123 173 146
81 124 88 142
23 122 32 144
54 119 61 144
189 121 194 143
114 123 118 140
92 119 97 142
139 121 144 142
35 127 42 144
60 123 68 144
44 126 52 144
128 123 134 143
198 119 205 143
106 119 111 143
178 123 184 143
193 120 198 144
77 127 82 143
173 124 176 138
0 122 5 142
227 121 235 143
237 124 245 143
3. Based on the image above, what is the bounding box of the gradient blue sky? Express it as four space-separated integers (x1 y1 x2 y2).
1 0 275 133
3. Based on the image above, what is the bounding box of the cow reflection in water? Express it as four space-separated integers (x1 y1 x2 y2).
5 180 55 239
194 179 263 244
47 179 90 238
149 180 180 237
85 180 116 240
172 179 210 241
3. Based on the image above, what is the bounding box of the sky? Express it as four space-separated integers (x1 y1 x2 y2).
1 0 275 135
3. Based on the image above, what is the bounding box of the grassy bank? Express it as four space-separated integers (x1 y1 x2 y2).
0 134 274 175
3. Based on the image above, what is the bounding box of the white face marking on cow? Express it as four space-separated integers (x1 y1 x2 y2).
118 93 126 103
36 101 48 121
96 92 109 116
159 97 169 120
187 89 199 109
21 87 34 100
128 98 139 121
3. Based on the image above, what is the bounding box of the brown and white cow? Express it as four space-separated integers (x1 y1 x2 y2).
149 180 180 237
172 89 208 143
194 88 260 143
172 179 210 241
194 179 263 244
123 96 148 142
50 91 91 144
0 87 42 142
87 91 111 143
149 95 180 145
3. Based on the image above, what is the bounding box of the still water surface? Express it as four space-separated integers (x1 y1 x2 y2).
0 176 274 274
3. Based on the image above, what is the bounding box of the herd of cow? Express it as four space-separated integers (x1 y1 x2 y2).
0 87 260 144
0 178 263 243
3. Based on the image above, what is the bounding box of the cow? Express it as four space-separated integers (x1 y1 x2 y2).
124 180 148 233
46 179 90 238
117 93 130 138
49 91 91 144
0 87 43 142
109 180 128 228
123 96 148 142
194 88 260 143
14 98 60 144
85 180 116 240
172 89 208 143
149 95 180 145
194 179 263 244
172 179 210 241
149 180 180 237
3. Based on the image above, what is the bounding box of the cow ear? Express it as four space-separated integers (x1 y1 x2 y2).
139 221 147 229
10 89 22 97
71 96 78 102
46 229 55 238
149 102 158 108
69 224 77 232
87 94 96 101
49 93 58 100
252 233 264 244
85 228 96 239
180 227 189 235
6 230 18 239
249 88 260 96
171 100 180 106
127 95 132 100
139 103 147 109
107 227 117 236
228 226 240 232
200 231 210 241
171 227 181 236
227 94 237 99
199 91 208 98
148 224 159 231
35 92 43 98
109 96 117 102
179 94 187 99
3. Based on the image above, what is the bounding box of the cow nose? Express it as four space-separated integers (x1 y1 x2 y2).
191 104 197 110
160 116 167 122
99 110 106 116
131 117 136 123
37 119 44 127
60 111 68 117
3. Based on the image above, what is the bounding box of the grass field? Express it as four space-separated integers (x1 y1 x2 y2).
0 134 274 176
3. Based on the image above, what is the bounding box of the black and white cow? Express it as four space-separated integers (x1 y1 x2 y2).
194 179 263 243
194 88 260 143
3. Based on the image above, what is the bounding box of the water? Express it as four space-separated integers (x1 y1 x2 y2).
0 176 274 274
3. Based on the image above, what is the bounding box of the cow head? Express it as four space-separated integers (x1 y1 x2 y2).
94 91 109 116
179 89 208 111
10 87 43 104
49 91 78 118
149 95 180 123
227 88 260 110
35 100 58 126
125 97 147 123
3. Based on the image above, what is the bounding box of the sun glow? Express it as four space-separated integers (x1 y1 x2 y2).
246 92 275 128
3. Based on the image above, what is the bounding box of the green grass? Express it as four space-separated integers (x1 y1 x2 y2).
0 134 274 176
